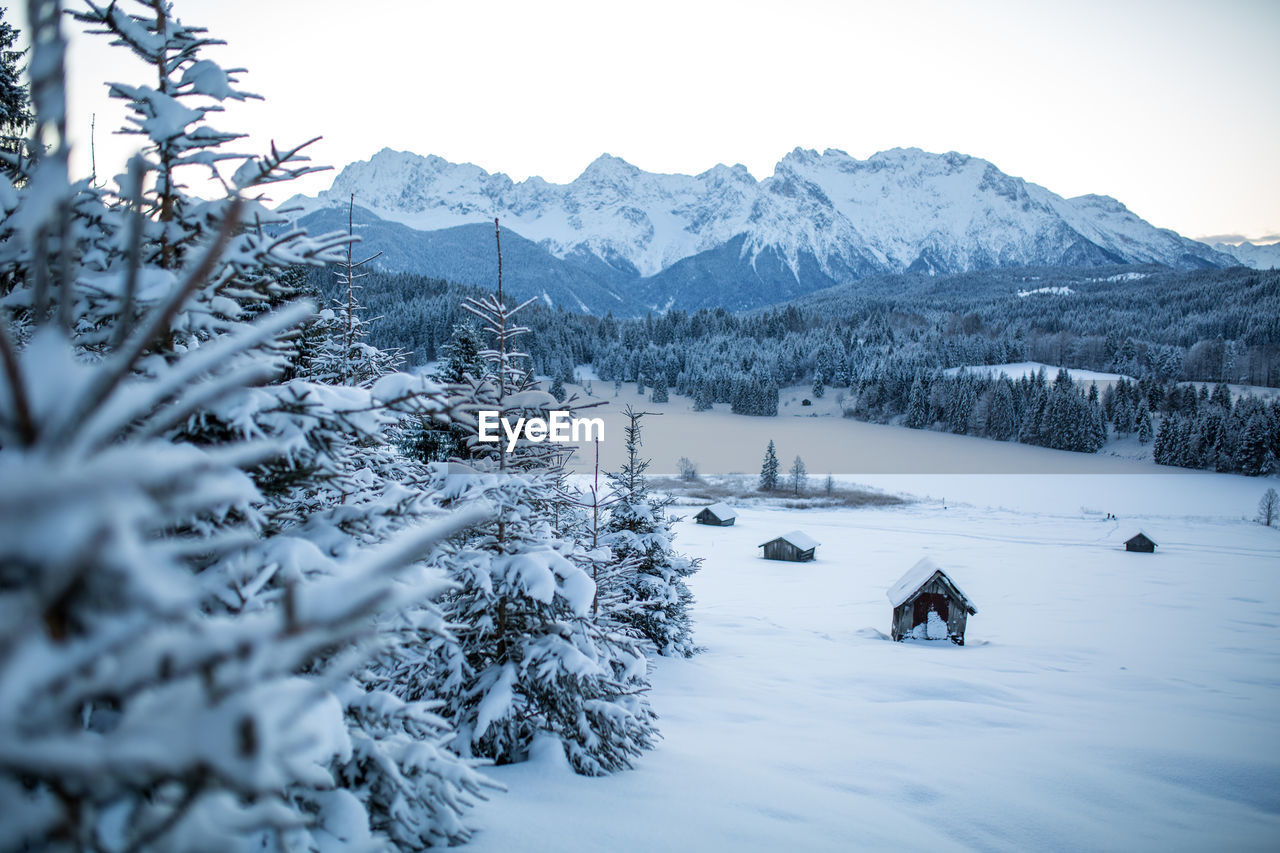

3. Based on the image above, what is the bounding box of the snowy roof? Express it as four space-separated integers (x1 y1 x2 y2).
759 530 819 550
1125 531 1156 545
699 502 737 520
887 557 977 612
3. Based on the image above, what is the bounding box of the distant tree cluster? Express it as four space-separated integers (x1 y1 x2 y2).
1151 385 1279 475
347 262 1280 474
855 366 1108 453
328 263 1280 413
306 267 605 384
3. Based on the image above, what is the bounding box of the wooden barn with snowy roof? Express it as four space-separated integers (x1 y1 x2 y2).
694 502 737 526
1124 532 1156 553
888 557 977 645
759 531 818 562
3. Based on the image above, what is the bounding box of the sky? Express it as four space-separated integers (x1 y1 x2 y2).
19 0 1280 243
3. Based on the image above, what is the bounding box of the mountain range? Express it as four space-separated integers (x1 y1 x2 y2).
283 147 1264 315
1211 239 1280 271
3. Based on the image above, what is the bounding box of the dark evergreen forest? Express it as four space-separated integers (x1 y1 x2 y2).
313 263 1280 475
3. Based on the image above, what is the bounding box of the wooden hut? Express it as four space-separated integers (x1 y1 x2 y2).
887 557 977 645
1125 532 1156 553
694 502 737 526
759 531 818 562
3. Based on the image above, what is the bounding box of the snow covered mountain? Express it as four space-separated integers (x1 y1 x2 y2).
1211 240 1280 270
284 147 1239 313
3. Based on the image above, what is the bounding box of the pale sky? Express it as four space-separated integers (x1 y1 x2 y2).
20 0 1280 242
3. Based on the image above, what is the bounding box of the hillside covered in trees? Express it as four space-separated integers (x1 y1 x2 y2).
320 263 1280 475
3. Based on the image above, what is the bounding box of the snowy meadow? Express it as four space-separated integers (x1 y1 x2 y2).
466 479 1280 852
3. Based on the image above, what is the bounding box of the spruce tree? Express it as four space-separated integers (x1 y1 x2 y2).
0 3 492 846
419 462 659 774
409 222 660 775
1115 399 1136 434
1089 399 1108 451
905 378 929 429
1211 382 1233 412
603 405 700 658
407 321 489 463
988 378 1017 440
760 439 780 492
0 7 31 171
1019 387 1046 446
947 380 977 434
436 322 486 384
301 194 399 386
1153 414 1174 465
693 378 713 411
762 379 781 416
1237 412 1272 476
1137 406 1153 444
812 371 825 399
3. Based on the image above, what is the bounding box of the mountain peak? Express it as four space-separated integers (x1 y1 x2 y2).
577 153 640 182
1069 194 1131 214
697 162 756 184
780 146 822 166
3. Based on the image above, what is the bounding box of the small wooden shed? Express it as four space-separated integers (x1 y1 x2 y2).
888 557 977 645
1125 532 1156 553
695 502 737 526
759 531 818 562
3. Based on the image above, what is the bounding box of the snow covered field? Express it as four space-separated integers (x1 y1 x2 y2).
497 379 1280 850
942 362 1132 385
464 481 1280 851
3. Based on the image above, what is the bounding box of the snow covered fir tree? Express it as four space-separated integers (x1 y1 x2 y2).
0 8 30 169
388 230 661 775
602 406 701 657
759 440 780 492
0 2 667 849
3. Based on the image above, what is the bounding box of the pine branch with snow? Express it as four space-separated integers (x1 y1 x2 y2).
0 4 493 848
